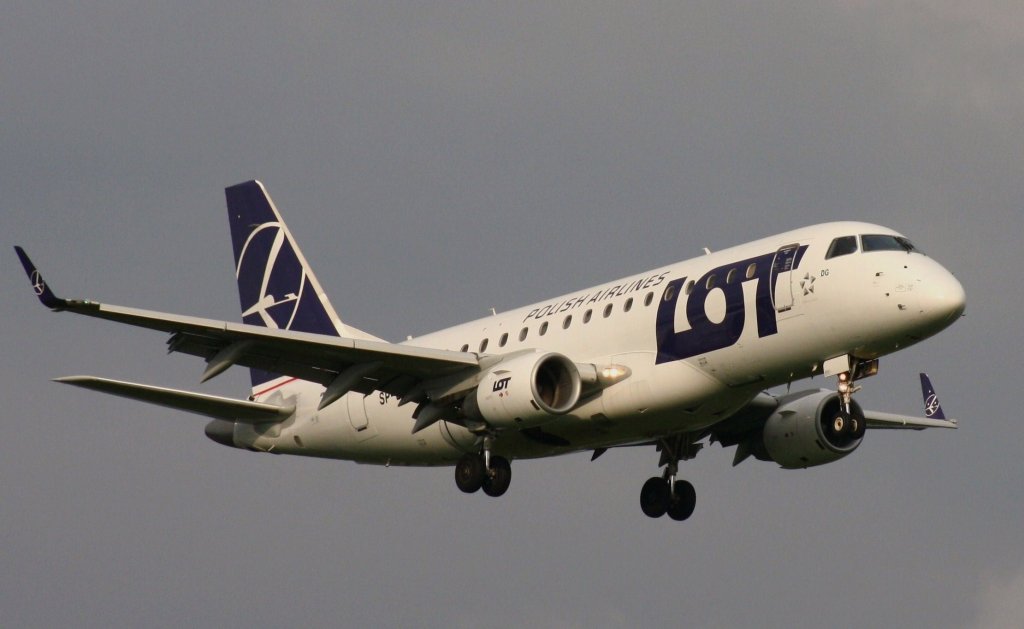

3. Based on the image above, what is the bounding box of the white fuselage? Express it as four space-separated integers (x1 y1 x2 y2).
233 221 965 465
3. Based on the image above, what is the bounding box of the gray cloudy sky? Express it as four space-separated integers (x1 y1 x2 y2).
2 2 1022 628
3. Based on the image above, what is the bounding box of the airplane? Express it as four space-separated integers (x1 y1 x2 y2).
16 180 965 522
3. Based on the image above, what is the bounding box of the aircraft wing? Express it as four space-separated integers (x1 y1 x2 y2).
16 247 479 400
861 410 957 430
863 373 957 430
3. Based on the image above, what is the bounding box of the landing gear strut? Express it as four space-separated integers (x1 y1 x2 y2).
455 436 511 497
640 434 700 522
833 371 866 441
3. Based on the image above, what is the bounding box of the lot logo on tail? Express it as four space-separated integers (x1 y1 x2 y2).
236 221 306 330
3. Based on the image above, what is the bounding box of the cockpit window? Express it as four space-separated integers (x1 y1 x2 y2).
861 234 920 254
825 236 858 259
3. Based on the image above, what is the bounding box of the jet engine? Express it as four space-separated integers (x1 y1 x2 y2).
464 352 582 429
762 391 865 469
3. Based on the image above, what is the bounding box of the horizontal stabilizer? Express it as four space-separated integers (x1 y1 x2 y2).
55 376 294 423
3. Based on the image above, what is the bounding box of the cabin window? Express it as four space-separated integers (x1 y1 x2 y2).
479 338 489 352
519 327 528 342
684 280 695 295
583 309 592 323
604 303 614 318
644 292 654 306
705 274 717 290
826 236 858 259
460 344 469 353
624 297 633 312
726 268 737 284
563 315 572 329
745 263 757 279
539 322 548 336
499 332 508 347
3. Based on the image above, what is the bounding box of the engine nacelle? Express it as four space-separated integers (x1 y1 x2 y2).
466 352 582 429
763 391 865 469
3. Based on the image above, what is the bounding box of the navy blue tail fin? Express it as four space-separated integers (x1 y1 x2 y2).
919 373 946 420
225 180 380 387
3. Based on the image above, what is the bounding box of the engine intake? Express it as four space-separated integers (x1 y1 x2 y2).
466 352 582 429
763 391 865 469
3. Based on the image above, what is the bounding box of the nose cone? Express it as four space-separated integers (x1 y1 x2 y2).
919 266 966 331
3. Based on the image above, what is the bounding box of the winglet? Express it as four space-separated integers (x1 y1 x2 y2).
919 373 947 421
14 247 67 309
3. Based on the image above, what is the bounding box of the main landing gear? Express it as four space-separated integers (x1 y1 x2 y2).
455 437 511 497
640 476 696 521
640 434 701 522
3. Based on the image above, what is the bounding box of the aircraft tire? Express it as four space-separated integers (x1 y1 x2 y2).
830 411 848 436
455 454 486 493
482 456 511 497
640 476 670 518
666 480 696 521
850 414 866 440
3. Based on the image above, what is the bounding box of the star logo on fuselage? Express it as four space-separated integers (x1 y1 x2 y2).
800 273 815 296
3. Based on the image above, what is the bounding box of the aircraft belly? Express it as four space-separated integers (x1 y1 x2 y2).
494 394 754 460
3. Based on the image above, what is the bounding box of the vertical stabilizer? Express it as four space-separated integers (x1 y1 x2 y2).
225 180 382 387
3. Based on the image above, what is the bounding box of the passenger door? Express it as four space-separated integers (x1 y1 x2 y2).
771 244 800 313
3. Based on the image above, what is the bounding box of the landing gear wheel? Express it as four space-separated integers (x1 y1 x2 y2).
826 410 857 443
849 413 866 440
482 456 511 497
455 453 486 493
640 476 670 518
666 480 696 521
832 411 848 435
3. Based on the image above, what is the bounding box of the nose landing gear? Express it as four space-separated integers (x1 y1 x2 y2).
832 371 867 441
823 355 876 441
